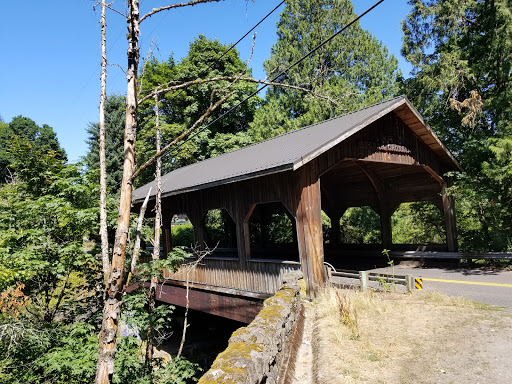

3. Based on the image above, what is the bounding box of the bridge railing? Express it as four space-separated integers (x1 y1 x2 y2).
325 263 417 292
163 257 302 294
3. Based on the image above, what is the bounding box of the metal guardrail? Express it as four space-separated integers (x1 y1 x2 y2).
389 251 512 260
325 263 419 293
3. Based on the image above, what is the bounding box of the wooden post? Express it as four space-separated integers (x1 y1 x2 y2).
330 213 341 247
234 204 254 264
188 212 206 251
294 169 326 297
162 216 172 258
425 167 458 252
442 192 458 252
380 209 393 249
405 274 413 293
359 271 369 291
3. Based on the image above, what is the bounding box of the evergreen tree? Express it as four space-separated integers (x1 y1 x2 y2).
250 0 401 140
402 0 512 251
84 95 126 190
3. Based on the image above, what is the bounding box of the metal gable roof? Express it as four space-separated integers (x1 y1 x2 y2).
132 95 457 202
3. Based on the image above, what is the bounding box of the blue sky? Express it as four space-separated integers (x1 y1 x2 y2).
0 0 412 163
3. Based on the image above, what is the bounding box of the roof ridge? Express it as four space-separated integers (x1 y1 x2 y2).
134 95 408 198
170 95 406 170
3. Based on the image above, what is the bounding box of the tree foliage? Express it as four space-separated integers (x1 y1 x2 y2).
392 202 445 245
0 140 103 383
0 116 66 185
402 0 512 251
0 141 99 322
249 0 401 140
84 95 126 191
135 35 259 185
340 206 381 244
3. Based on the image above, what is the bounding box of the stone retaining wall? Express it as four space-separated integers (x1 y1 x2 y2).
198 271 305 384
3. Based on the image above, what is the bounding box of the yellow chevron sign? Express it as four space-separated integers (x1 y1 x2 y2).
415 278 423 290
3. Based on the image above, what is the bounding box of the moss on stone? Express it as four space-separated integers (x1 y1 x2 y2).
198 343 264 384
198 275 303 383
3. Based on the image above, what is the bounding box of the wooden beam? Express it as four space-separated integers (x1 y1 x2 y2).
153 282 265 324
442 190 458 252
294 167 326 297
423 165 444 185
236 203 255 263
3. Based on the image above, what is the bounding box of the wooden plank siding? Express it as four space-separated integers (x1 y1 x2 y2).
163 258 301 295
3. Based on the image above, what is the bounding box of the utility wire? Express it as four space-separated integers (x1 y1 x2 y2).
119 1 286 188
215 1 286 63
163 0 385 156
144 0 286 101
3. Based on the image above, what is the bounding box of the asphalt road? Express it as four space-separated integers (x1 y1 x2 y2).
365 265 512 309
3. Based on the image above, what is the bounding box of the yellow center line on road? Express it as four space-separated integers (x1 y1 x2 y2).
422 278 512 288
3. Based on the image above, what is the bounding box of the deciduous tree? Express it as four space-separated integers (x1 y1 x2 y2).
402 0 512 251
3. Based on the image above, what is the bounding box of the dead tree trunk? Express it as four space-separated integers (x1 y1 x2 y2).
95 1 140 383
145 94 162 364
99 0 110 285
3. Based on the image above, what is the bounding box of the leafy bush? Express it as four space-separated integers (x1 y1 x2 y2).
171 223 195 247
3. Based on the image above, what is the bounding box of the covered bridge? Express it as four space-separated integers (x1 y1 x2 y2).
133 95 460 319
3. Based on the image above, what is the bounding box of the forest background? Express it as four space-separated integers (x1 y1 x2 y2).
0 0 511 383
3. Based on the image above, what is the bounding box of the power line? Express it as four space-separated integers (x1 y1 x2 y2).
215 1 285 64
116 1 286 188
145 0 286 105
165 0 385 156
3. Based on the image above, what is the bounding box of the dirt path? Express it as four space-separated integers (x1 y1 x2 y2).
289 304 314 384
310 287 512 384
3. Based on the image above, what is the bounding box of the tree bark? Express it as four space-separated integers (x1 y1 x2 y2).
95 1 139 383
99 0 110 285
130 188 151 278
145 95 162 364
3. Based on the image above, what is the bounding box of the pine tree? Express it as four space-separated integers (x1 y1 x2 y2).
84 95 126 191
135 35 259 185
250 0 401 140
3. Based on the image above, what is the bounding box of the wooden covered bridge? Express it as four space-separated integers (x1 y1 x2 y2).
132 95 460 322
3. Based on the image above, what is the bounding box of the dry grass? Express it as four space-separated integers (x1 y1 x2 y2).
311 285 512 384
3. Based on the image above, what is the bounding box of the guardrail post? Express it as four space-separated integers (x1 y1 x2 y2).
359 271 369 291
405 275 413 293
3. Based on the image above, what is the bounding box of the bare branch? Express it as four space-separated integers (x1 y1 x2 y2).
139 0 221 23
108 63 126 74
49 270 71 323
126 187 152 288
92 0 127 17
99 0 110 286
139 76 338 105
132 90 235 180
222 32 257 94
138 39 158 98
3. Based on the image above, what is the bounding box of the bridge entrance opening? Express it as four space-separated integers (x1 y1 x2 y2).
340 206 382 245
203 208 238 258
392 201 446 251
248 202 299 261
170 213 195 249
